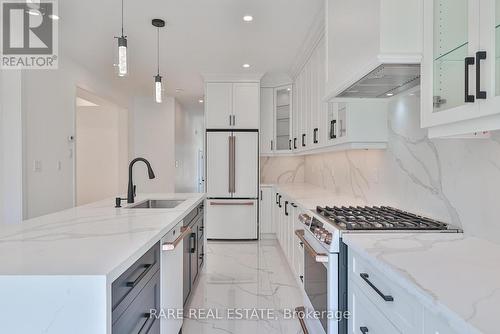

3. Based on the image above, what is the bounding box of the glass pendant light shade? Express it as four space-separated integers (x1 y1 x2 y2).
117 36 128 77
155 75 162 103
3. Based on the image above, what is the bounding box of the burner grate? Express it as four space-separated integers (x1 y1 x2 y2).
316 206 450 231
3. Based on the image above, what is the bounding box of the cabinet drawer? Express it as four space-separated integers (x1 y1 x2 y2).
113 270 160 334
349 280 400 334
112 243 160 322
349 250 423 333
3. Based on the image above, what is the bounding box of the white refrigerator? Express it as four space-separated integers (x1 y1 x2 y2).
206 130 259 239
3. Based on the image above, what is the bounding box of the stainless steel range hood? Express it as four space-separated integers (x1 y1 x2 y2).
336 64 420 98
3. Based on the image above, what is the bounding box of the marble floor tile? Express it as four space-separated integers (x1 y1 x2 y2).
182 239 303 334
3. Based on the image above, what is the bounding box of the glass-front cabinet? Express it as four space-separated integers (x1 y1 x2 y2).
274 85 293 151
422 0 500 137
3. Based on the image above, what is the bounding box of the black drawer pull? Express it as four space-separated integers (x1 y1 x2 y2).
289 139 292 150
276 193 279 204
302 133 306 147
476 51 487 99
126 264 152 288
278 195 282 208
465 56 475 103
284 201 289 216
294 137 297 149
360 273 394 302
360 327 369 334
137 313 156 334
313 128 319 143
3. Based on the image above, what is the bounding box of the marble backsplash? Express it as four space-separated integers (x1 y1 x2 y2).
304 93 500 244
260 156 305 184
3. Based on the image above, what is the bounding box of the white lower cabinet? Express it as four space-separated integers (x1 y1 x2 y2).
349 282 400 334
349 247 470 334
259 186 275 236
206 199 258 239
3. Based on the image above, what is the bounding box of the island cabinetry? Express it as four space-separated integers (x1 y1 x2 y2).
112 243 161 334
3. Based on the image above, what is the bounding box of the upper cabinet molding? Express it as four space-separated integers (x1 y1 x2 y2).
289 5 326 80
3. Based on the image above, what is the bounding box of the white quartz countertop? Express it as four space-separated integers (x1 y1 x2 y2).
266 182 498 334
342 233 499 334
0 193 205 281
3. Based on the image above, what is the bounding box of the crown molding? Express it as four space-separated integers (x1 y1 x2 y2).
288 5 326 79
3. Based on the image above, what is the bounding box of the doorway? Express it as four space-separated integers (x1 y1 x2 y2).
75 88 128 205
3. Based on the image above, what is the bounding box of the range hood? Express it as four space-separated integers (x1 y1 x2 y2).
336 63 420 98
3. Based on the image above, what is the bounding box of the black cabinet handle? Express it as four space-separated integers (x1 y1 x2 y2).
260 190 263 201
278 195 282 208
126 264 152 287
270 140 273 151
276 193 279 204
360 273 394 302
330 120 337 139
465 56 475 103
289 139 292 150
476 51 487 99
294 138 297 149
313 128 319 144
299 275 304 283
302 134 306 147
285 201 289 216
360 327 369 334
291 203 297 208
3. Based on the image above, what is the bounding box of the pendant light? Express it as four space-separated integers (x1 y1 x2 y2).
152 19 165 103
115 0 128 77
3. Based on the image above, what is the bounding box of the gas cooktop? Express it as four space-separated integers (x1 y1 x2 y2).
316 206 462 232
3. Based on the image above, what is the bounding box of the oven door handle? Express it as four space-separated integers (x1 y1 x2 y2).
295 307 309 334
295 230 329 263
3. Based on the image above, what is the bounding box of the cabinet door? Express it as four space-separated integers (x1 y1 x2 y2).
422 0 480 128
259 187 274 235
206 199 258 239
205 83 232 129
233 83 260 129
233 131 258 198
206 132 230 198
274 86 292 151
260 88 274 154
348 281 400 334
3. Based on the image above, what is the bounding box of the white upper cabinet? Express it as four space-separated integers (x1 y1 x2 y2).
325 0 423 100
275 85 293 152
260 88 274 155
205 81 260 129
232 83 260 129
421 0 500 137
205 83 233 129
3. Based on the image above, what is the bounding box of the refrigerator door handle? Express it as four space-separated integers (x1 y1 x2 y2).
231 135 236 194
228 135 233 194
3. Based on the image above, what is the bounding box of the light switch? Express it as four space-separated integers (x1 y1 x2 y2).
33 160 42 172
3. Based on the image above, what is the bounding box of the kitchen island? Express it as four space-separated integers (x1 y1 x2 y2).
0 193 205 334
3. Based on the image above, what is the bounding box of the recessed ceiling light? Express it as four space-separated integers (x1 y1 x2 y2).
243 15 253 22
242 63 251 68
198 99 204 103
386 93 394 96
287 88 291 91
49 14 60 20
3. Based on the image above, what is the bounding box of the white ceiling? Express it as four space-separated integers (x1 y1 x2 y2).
59 0 323 109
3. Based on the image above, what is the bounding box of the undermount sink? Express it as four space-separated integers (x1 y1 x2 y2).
128 199 186 209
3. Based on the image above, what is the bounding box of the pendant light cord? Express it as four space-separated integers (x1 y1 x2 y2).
157 27 160 75
121 0 124 36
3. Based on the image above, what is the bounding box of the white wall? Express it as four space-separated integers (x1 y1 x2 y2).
131 96 176 193
22 53 128 219
0 71 23 224
175 102 204 193
75 100 128 205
